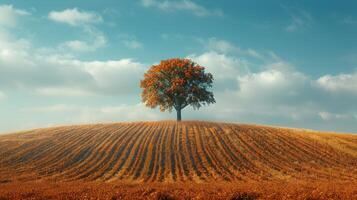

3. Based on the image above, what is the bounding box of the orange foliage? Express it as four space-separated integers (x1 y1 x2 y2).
140 58 215 114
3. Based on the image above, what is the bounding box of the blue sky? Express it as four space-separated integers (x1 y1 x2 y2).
0 0 357 133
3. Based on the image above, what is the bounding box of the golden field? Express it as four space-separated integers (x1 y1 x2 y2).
0 121 356 199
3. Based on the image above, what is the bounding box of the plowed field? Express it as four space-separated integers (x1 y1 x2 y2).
0 121 356 199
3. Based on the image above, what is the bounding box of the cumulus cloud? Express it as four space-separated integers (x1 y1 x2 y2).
0 30 31 65
2 56 145 96
189 51 249 80
0 4 29 27
188 40 356 131
203 38 263 59
48 8 102 26
236 68 308 102
23 103 169 125
188 47 357 131
61 27 107 52
316 73 357 93
206 38 238 54
0 30 145 96
189 50 310 118
222 62 312 118
188 51 251 92
77 59 146 94
48 8 106 52
140 0 223 17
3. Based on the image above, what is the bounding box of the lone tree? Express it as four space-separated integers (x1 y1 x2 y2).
140 58 215 121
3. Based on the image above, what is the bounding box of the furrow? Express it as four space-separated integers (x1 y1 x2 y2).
33 126 101 177
195 123 230 180
158 122 170 181
169 123 178 181
76 125 129 180
92 123 139 180
118 123 153 180
108 122 149 180
184 124 206 181
205 124 242 179
174 123 189 181
57 125 116 180
143 124 164 182
217 124 257 174
101 123 144 181
132 124 159 180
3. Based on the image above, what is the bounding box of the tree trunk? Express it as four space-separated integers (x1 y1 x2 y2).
176 108 182 121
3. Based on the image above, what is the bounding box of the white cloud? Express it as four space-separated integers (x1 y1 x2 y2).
0 29 145 96
318 111 331 121
0 4 29 27
316 73 357 93
0 30 31 64
246 49 262 59
206 38 238 53
285 10 312 32
63 40 93 51
24 104 79 112
318 111 351 121
203 38 263 59
61 27 107 52
188 51 250 81
188 50 317 122
23 103 168 124
78 59 146 94
228 60 310 117
48 9 106 52
237 68 307 100
188 49 357 131
140 0 223 17
48 8 102 26
76 104 165 122
36 57 146 95
35 87 93 97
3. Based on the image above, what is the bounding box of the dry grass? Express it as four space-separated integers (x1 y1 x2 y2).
0 121 356 199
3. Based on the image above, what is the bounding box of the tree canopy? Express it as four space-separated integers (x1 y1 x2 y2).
140 58 215 121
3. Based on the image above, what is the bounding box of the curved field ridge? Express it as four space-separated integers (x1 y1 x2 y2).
0 121 356 183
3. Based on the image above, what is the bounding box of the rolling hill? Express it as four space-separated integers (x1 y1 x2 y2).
0 121 356 184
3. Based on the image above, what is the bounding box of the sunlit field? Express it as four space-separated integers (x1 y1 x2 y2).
1 121 356 199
